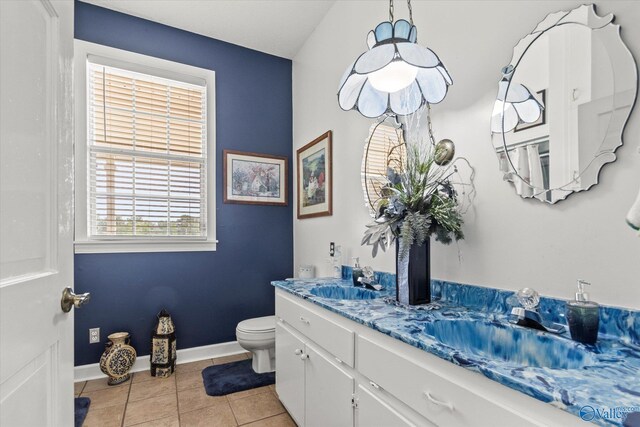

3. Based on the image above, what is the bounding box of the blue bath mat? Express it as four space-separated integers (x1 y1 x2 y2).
75 397 91 427
202 359 275 396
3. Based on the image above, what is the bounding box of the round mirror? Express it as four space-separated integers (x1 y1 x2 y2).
361 117 406 217
491 4 637 203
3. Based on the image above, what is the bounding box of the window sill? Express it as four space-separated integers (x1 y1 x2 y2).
74 239 218 254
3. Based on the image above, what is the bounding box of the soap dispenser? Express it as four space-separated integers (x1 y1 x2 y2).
352 257 364 286
566 280 599 345
332 245 343 278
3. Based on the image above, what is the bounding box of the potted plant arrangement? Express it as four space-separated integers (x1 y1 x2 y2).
362 111 464 305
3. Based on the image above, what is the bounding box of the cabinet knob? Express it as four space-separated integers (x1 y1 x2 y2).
294 349 303 355
424 391 454 411
300 353 309 360
299 316 310 325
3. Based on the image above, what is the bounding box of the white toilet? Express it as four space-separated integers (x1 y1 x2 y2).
236 315 276 373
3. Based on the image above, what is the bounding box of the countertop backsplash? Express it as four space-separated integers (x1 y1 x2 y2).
341 266 640 346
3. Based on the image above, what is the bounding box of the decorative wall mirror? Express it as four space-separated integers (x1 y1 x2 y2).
491 4 637 203
361 116 406 217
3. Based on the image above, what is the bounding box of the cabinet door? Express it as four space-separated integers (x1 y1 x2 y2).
275 322 306 426
356 384 418 427
305 342 355 427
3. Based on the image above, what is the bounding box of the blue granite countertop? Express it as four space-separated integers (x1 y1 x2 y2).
271 275 640 426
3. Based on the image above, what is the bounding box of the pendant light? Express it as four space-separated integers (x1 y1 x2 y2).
337 0 453 118
491 66 544 133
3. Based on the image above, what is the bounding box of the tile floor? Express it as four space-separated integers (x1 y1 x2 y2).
75 353 296 427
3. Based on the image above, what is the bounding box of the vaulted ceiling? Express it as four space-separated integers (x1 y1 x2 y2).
80 0 336 59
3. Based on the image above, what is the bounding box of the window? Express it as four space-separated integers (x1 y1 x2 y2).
74 41 216 253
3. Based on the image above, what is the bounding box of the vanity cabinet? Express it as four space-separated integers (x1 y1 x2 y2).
276 299 355 427
275 289 583 427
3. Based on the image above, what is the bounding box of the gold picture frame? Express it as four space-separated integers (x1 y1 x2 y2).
223 150 288 206
297 131 332 219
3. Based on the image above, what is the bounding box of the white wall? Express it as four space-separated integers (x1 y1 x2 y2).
292 1 640 309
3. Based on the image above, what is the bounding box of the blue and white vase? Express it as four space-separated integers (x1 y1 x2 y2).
100 332 137 385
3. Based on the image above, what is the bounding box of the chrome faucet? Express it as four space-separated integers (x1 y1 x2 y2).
509 288 565 334
357 266 383 291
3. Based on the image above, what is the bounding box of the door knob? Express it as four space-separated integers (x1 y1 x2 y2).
61 287 91 313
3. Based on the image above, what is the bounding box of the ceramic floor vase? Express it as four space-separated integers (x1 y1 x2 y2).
396 238 431 305
99 332 136 385
151 309 176 378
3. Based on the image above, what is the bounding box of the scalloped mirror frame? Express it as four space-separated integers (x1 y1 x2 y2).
494 4 638 204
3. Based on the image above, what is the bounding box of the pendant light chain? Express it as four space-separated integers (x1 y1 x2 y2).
388 0 414 25
427 103 437 146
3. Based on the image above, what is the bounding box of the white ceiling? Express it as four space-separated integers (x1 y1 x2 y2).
80 0 336 59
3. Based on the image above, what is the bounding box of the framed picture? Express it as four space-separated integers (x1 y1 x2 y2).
223 150 288 206
515 89 546 132
297 131 332 219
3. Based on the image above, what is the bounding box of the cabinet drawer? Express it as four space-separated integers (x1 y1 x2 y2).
276 292 355 367
356 383 421 427
357 335 534 427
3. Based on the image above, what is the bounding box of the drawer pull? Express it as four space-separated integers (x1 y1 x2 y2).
335 357 343 364
424 392 454 411
369 381 381 390
299 316 310 325
294 348 303 355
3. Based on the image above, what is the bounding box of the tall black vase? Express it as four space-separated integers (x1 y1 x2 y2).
396 238 431 305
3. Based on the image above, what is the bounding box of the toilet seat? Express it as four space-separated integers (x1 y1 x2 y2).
236 315 275 334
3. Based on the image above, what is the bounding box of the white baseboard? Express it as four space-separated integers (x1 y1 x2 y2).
74 340 245 382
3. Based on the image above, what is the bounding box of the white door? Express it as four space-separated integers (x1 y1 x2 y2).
275 321 306 426
0 1 76 426
305 342 355 427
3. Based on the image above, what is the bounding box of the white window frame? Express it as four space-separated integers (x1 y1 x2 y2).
74 40 217 253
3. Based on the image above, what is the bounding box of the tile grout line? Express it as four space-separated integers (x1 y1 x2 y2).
237 412 286 427
221 357 241 427
226 394 240 426
230 389 286 426
174 372 181 427
177 358 216 425
120 376 134 427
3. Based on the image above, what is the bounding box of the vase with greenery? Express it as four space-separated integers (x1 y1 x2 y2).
361 111 465 305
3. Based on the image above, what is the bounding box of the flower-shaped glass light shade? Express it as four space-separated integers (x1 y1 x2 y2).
338 20 453 118
491 80 544 133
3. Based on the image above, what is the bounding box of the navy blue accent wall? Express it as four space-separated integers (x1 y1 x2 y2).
74 1 293 366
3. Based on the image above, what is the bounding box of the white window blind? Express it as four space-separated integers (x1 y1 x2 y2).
87 61 207 238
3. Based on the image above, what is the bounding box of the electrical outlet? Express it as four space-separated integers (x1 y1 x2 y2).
89 328 100 344
330 242 335 257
